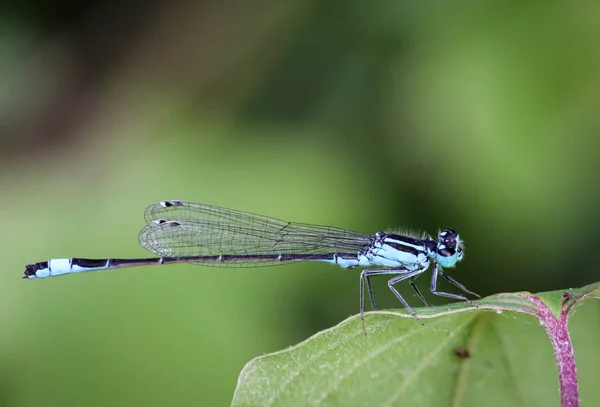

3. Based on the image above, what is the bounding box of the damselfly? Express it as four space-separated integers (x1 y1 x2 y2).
24 200 479 324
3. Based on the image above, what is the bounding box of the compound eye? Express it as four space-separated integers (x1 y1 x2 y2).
439 229 458 248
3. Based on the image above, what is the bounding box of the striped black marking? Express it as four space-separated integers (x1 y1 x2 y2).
385 234 425 247
382 234 428 256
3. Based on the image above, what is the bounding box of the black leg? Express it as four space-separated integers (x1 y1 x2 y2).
365 271 378 310
387 270 427 325
409 276 430 307
360 270 402 316
439 271 480 299
360 268 422 333
430 264 478 305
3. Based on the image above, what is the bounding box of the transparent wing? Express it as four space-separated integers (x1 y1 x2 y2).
138 200 372 267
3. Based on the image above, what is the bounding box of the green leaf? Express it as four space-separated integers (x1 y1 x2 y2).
232 283 600 407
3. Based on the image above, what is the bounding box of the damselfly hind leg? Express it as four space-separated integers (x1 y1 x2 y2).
360 270 379 311
359 268 427 334
360 269 386 333
360 269 398 333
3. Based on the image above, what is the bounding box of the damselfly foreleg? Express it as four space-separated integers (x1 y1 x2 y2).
430 263 480 304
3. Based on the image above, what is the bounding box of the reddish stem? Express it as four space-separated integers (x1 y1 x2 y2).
525 294 579 407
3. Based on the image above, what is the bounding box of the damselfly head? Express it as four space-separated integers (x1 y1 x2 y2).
435 229 464 268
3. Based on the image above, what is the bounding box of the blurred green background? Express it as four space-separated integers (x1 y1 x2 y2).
1 1 599 406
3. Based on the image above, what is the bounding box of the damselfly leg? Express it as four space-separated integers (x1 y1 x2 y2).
430 263 480 303
360 267 426 332
409 276 430 307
